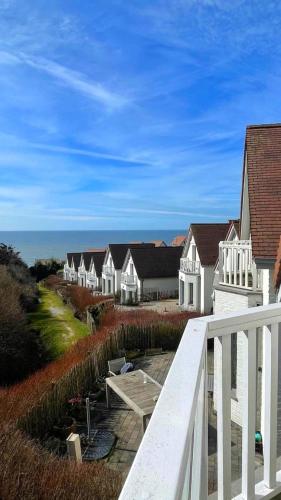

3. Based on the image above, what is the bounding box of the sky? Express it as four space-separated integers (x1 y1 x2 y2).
1 0 281 230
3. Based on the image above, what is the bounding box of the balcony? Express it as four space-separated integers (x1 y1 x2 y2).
119 303 281 499
102 265 114 276
180 258 200 274
121 273 137 285
219 240 262 291
86 272 97 285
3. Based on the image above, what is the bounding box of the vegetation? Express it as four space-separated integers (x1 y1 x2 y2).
0 245 47 385
29 258 64 282
28 284 90 359
0 306 197 499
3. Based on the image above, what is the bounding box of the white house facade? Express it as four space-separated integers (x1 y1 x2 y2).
63 252 81 282
86 251 105 291
179 223 229 314
120 246 182 304
214 123 281 429
101 243 155 296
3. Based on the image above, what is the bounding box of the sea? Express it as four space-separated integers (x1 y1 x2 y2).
0 230 186 266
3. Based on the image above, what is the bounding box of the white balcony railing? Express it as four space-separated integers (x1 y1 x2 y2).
102 265 114 276
180 258 200 274
119 303 281 500
219 240 262 291
121 273 137 285
86 272 97 285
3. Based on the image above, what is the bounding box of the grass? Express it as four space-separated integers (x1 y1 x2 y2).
28 284 90 359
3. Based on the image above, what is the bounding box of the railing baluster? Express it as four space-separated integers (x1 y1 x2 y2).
190 350 208 500
216 334 231 500
223 248 227 284
263 323 278 489
242 328 256 499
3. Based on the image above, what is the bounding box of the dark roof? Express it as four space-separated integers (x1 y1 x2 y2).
108 243 155 269
243 124 281 259
90 251 106 277
129 246 182 279
67 252 82 270
191 223 229 266
81 252 96 271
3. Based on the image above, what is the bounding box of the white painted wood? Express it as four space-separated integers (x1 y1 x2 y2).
190 353 208 500
234 247 237 286
216 334 231 500
263 323 278 489
241 328 256 499
119 320 207 500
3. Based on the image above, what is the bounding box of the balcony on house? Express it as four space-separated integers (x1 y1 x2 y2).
102 265 114 276
219 240 262 291
119 303 281 500
86 272 97 286
121 272 137 285
180 258 200 274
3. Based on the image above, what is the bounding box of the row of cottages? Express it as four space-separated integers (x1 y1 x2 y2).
212 123 281 430
77 250 106 290
120 246 182 304
178 223 230 314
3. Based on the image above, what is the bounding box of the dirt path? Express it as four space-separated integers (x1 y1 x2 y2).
49 306 75 339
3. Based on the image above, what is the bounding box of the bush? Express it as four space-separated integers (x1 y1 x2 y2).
30 259 64 282
0 266 47 385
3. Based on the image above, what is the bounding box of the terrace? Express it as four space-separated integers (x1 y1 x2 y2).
180 258 201 274
102 265 114 276
218 240 262 291
118 303 281 499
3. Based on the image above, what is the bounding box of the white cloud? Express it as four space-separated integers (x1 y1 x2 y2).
20 54 129 110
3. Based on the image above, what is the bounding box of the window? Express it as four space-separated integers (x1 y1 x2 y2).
188 283 194 305
130 263 134 275
108 280 111 294
191 244 196 261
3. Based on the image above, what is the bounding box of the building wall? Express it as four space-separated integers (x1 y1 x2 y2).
143 276 178 295
214 287 263 426
201 266 215 314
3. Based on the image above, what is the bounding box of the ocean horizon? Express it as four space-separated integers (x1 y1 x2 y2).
0 230 186 266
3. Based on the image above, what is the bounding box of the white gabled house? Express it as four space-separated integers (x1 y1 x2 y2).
120 246 182 304
179 223 228 314
86 251 105 291
214 123 281 428
101 243 155 296
63 252 81 282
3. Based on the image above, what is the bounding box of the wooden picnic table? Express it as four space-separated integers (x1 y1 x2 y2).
105 369 162 434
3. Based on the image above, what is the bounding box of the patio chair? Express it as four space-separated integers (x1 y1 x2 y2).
108 357 126 376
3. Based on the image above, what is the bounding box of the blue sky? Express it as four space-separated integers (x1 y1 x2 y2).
1 0 281 230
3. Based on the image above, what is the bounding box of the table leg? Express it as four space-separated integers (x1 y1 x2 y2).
142 416 147 434
106 383 111 408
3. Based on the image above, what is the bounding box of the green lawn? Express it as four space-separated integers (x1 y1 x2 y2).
28 285 89 359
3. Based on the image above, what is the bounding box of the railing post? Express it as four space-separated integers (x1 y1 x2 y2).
216 334 231 500
223 248 227 284
190 349 208 500
263 323 278 489
242 328 256 499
